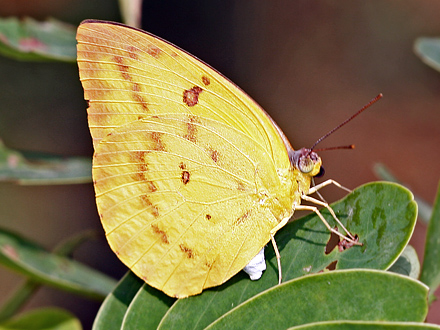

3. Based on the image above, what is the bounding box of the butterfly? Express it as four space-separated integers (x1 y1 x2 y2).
76 20 369 298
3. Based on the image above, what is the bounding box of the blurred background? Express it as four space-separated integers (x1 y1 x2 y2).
0 0 439 327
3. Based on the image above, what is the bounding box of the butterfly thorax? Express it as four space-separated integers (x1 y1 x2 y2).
267 148 322 224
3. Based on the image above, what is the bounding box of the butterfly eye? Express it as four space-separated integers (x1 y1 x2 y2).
316 166 325 178
298 156 314 173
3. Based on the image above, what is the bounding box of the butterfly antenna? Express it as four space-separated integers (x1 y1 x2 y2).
310 94 383 150
313 145 355 152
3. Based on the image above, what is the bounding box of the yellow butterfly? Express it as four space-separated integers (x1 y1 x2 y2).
76 20 366 298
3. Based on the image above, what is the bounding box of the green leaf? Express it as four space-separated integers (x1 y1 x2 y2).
420 180 440 301
121 284 174 330
0 141 92 185
388 245 420 279
92 272 143 330
414 37 440 72
0 307 81 330
157 181 417 330
0 228 116 299
0 17 76 62
205 270 428 329
374 163 432 222
287 320 440 330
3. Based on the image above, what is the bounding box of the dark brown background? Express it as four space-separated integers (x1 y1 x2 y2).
0 1 439 327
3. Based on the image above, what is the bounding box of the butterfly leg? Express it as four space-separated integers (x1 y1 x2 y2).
301 194 355 240
308 179 351 195
295 204 361 245
269 234 282 285
269 216 291 285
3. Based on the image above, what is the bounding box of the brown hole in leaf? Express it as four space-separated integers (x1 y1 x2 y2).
325 260 338 271
325 227 340 255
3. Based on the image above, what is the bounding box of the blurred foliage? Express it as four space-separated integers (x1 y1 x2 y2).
0 140 91 185
414 37 440 73
0 17 76 62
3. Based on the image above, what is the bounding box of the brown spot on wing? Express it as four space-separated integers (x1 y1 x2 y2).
114 55 149 111
181 171 190 185
114 55 131 80
151 224 169 244
146 181 157 192
138 163 148 180
131 151 149 181
179 244 194 258
205 214 212 220
179 162 187 170
132 150 148 163
237 181 246 191
202 76 210 86
183 117 198 143
150 132 166 151
183 86 203 107
140 195 159 217
127 46 138 60
132 83 149 111
130 150 148 181
234 210 251 227
146 45 162 58
208 148 219 163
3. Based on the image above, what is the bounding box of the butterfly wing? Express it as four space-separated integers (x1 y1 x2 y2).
77 20 297 297
94 115 289 297
77 20 290 170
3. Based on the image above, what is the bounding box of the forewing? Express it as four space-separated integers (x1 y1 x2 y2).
76 20 290 170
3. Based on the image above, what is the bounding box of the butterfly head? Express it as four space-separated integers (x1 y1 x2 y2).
289 148 322 177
